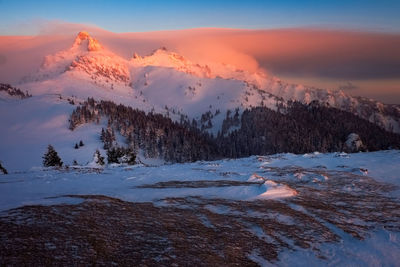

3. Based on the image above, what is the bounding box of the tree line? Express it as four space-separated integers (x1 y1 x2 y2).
69 98 218 162
0 83 31 99
68 98 400 163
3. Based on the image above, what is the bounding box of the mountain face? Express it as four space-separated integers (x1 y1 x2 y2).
21 31 400 133
1 31 400 169
29 31 130 87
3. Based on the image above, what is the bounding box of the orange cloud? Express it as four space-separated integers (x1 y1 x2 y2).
103 28 400 81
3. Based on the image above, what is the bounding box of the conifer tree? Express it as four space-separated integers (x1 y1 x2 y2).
0 161 7 174
43 145 63 167
107 147 122 164
94 149 105 166
125 149 136 165
79 140 84 147
74 143 79 149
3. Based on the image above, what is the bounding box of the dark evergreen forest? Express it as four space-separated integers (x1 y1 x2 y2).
69 99 400 162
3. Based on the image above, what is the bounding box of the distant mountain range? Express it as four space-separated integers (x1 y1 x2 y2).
1 31 400 170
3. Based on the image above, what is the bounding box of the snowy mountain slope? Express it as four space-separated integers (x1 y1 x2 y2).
17 31 400 134
0 32 399 167
0 95 107 171
15 32 282 134
129 44 400 133
264 80 400 133
1 31 400 266
1 31 400 170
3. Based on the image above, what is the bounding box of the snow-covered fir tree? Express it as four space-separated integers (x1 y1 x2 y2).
94 149 105 166
107 147 136 165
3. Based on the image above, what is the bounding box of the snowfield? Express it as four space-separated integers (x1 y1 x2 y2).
1 150 399 265
2 150 399 211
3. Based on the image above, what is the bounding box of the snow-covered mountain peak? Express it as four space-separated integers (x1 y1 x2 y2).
130 47 212 78
130 47 270 89
28 32 129 86
72 31 102 52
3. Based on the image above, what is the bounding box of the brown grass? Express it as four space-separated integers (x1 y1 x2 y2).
1 166 399 265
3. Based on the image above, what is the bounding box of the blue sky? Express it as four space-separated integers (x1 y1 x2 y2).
0 0 399 34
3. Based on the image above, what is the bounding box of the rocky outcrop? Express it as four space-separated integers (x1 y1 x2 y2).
345 133 365 152
73 31 102 52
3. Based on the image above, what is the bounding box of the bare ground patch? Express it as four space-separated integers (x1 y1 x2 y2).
1 166 399 265
135 179 263 189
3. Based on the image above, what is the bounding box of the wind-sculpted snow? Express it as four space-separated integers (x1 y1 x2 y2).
0 151 399 265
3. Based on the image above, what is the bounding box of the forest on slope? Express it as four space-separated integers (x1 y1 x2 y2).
69 99 400 163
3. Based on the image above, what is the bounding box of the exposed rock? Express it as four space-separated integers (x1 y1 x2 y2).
73 31 102 52
345 133 365 152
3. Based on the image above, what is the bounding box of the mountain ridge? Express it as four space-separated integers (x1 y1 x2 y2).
19 31 399 134
1 31 400 169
